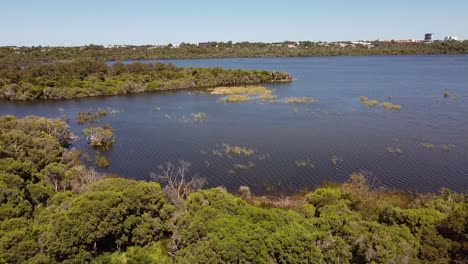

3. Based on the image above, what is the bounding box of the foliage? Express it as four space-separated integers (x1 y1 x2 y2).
2 41 468 65
82 126 114 147
0 60 292 100
1 115 467 263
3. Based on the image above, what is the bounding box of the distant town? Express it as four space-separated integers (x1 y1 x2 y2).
98 33 463 50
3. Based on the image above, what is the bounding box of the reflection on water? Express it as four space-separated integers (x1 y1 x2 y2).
1 55 468 194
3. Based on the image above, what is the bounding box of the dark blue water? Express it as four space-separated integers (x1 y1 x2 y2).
1 55 468 194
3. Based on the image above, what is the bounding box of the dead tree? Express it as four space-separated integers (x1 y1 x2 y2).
150 160 206 204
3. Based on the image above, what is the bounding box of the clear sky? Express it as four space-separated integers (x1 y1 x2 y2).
1 0 467 46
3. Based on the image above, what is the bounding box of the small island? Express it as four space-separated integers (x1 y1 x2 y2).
0 60 292 100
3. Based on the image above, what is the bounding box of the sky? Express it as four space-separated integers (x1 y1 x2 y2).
1 0 467 46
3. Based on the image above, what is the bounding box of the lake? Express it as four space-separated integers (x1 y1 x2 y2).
1 55 467 194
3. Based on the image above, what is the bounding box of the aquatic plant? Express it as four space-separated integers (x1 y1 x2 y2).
212 149 223 157
277 97 317 104
382 102 402 110
210 85 272 95
76 109 108 124
360 96 379 107
331 155 343 166
386 147 403 154
440 144 455 151
82 126 115 148
95 152 109 167
238 186 252 199
81 152 92 162
259 93 277 101
295 159 315 168
421 142 436 149
233 162 255 170
218 94 251 103
223 144 255 156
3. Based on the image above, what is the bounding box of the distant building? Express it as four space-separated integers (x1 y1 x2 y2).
444 36 458 41
424 33 433 42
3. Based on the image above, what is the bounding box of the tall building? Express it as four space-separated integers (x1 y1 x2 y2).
424 33 433 42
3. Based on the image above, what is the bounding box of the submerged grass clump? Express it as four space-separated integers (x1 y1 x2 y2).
218 94 251 103
191 112 207 120
277 97 317 104
233 162 255 170
210 85 271 95
95 151 109 167
295 159 315 168
386 147 403 154
440 144 455 151
331 155 343 166
382 102 402 110
211 85 275 103
421 142 435 149
77 109 108 124
360 96 379 107
223 144 255 156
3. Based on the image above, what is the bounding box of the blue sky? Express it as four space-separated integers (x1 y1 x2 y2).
1 0 467 46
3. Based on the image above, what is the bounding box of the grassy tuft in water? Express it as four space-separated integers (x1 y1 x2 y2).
421 142 435 149
95 152 109 167
191 112 206 120
223 144 255 156
233 162 255 170
295 159 315 168
360 96 379 107
77 109 108 124
386 147 403 154
382 102 401 110
440 144 455 151
277 97 317 104
218 94 251 103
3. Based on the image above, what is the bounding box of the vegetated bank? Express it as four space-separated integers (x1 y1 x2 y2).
2 40 468 64
1 115 467 263
0 59 292 100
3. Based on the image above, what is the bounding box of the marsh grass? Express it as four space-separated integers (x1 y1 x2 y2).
295 159 315 168
440 144 455 151
218 94 251 103
233 162 255 170
210 85 271 95
382 102 402 110
212 149 223 157
331 155 343 166
223 144 255 156
95 152 109 167
77 109 108 124
386 147 403 154
360 96 379 107
180 112 207 123
421 142 435 149
259 93 277 101
276 97 317 104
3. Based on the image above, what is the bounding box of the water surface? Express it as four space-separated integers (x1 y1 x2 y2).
1 55 467 194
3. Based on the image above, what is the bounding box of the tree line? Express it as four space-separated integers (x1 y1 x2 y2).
0 115 466 263
1 40 467 64
0 60 292 100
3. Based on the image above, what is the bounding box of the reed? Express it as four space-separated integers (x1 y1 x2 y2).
218 94 251 103
382 102 401 110
278 97 317 104
421 142 435 149
360 96 378 107
234 162 255 170
223 144 255 156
